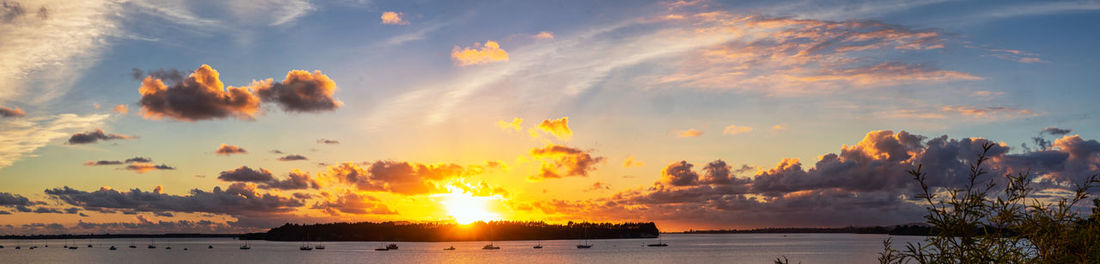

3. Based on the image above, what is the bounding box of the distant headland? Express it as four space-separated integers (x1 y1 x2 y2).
241 221 660 242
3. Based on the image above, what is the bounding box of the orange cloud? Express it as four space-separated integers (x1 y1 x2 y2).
0 106 26 118
675 129 703 138
528 144 605 180
124 162 175 173
215 144 247 155
497 117 523 132
113 104 129 115
771 124 786 131
623 155 645 168
380 11 408 25
529 117 572 141
451 41 509 66
722 124 752 135
534 31 554 39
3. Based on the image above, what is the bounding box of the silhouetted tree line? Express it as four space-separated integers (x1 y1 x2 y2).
684 225 933 236
240 221 660 241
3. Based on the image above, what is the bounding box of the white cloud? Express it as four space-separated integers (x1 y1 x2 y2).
0 0 121 104
0 113 110 169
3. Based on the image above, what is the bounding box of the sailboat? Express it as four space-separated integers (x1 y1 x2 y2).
239 242 251 250
646 238 668 247
374 243 389 251
576 226 593 249
443 245 456 250
208 245 213 249
533 241 543 249
148 238 157 249
314 243 325 250
300 233 313 250
129 240 136 248
109 246 117 250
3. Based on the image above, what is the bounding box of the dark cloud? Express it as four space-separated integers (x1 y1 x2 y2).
277 154 308 161
45 183 304 216
0 106 25 117
215 144 247 155
85 157 154 166
137 65 262 121
1 1 25 23
271 150 284 154
310 191 396 215
540 129 1100 228
136 65 341 121
0 192 37 207
255 70 342 112
528 144 605 180
67 128 135 144
33 207 62 214
125 157 152 163
1041 127 1072 136
260 170 320 190
317 138 339 144
124 163 175 173
154 211 174 217
218 166 274 182
84 160 124 166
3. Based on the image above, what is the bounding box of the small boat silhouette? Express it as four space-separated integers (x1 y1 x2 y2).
443 245 456 250
533 241 543 249
165 246 172 250
482 243 501 250
109 246 117 250
208 245 214 249
314 244 325 250
386 243 399 250
647 239 668 247
239 244 251 250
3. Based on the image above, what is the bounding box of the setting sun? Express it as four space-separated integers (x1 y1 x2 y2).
439 188 500 225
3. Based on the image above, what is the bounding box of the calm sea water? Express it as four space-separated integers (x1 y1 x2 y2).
0 233 925 263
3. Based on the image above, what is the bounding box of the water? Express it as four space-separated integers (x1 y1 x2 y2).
0 233 925 263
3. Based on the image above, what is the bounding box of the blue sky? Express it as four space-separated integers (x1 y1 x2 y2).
1 0 1099 233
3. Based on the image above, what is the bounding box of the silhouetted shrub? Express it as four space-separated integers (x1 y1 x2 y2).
879 142 1100 263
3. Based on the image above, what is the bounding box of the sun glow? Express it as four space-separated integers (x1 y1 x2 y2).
439 188 501 225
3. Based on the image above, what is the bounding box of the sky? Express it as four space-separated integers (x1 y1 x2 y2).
1 0 1099 234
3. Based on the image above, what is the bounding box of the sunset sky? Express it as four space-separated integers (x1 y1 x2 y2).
1 0 1099 234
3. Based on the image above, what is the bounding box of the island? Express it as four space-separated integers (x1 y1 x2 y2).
240 221 660 241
